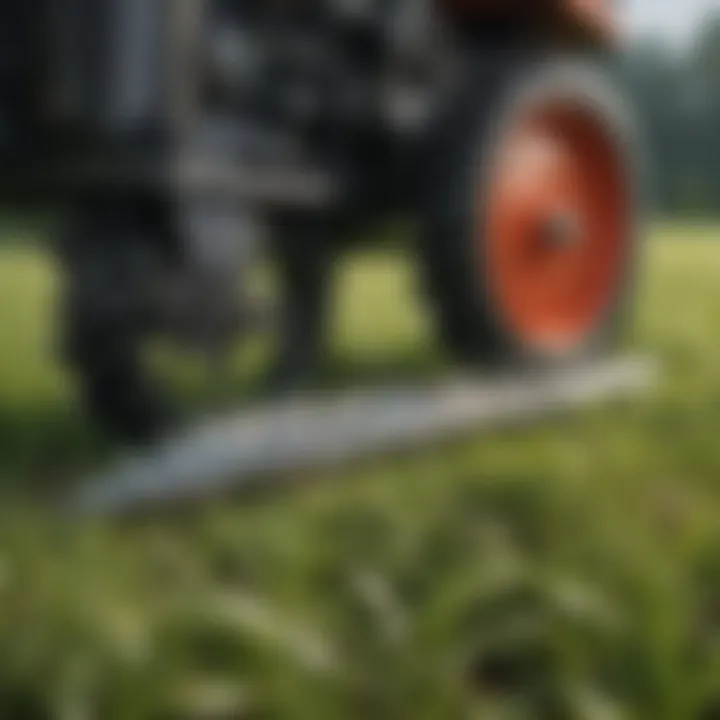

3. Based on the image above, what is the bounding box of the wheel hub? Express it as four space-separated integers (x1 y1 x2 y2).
484 100 628 353
541 209 585 249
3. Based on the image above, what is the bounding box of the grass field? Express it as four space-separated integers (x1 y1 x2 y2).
1 225 720 718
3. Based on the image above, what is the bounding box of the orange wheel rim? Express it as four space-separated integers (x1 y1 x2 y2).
484 99 628 353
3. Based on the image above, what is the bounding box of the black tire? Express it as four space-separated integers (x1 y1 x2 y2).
60 203 327 444
420 56 641 368
61 205 175 444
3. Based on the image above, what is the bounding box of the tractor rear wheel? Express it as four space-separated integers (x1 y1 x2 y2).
421 58 640 366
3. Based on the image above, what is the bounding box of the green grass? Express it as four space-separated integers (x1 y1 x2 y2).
1 226 720 717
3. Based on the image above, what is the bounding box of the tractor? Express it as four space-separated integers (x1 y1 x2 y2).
0 0 639 443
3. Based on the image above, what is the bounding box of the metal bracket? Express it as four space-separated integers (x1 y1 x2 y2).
67 355 658 519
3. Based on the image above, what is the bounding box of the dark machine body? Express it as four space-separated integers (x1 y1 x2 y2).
0 0 635 441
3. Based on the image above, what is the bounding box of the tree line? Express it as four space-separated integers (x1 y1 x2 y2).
623 14 720 218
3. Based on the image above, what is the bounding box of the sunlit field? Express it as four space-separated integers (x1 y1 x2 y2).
1 226 720 717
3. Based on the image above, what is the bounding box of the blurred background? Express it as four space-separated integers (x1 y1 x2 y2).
1 2 720 719
626 0 720 219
